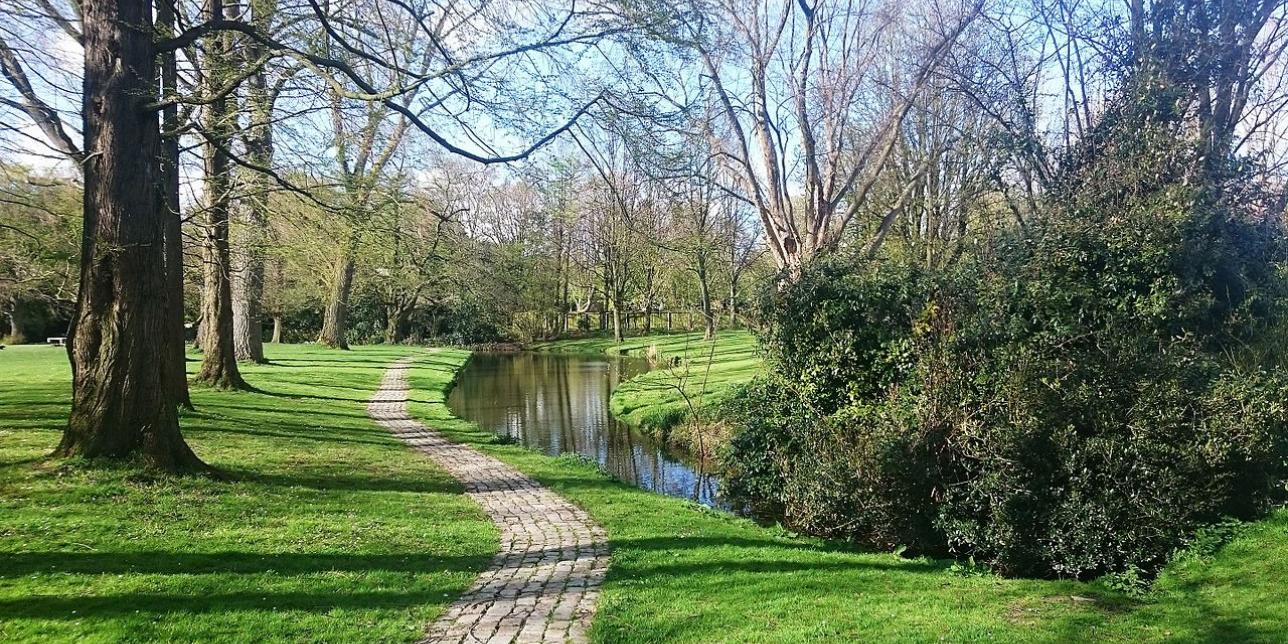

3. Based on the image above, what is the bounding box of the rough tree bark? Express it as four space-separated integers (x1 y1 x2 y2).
157 0 191 408
231 222 266 362
56 0 204 471
195 0 248 389
384 302 411 344
318 247 356 349
231 1 275 364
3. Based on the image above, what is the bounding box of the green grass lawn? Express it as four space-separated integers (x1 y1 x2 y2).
409 348 1288 644
532 331 763 433
3 345 1285 643
0 344 496 643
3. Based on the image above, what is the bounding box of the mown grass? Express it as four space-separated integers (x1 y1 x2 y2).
4 345 1284 643
410 348 1288 644
0 344 496 643
532 331 763 433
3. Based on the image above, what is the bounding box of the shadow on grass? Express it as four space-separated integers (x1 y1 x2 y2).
190 424 393 448
0 589 455 619
0 535 936 583
219 468 463 494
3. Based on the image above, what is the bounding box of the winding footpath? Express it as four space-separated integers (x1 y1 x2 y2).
367 357 609 644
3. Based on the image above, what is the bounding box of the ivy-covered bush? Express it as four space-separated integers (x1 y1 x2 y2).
723 75 1288 578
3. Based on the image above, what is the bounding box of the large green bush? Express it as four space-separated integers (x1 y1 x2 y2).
724 76 1288 578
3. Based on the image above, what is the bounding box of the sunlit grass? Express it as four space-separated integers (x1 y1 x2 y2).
3 344 1284 643
411 348 1288 643
0 344 496 643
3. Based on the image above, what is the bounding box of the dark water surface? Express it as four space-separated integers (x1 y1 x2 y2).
446 352 720 506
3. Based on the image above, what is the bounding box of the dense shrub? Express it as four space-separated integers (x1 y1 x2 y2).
723 75 1288 578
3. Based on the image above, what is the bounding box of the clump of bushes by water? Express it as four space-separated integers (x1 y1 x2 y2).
722 70 1288 579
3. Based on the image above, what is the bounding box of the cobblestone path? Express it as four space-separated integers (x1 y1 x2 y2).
367 357 609 643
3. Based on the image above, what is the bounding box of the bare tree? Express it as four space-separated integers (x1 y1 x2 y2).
673 0 983 276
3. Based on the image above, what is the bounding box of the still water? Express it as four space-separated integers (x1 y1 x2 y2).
446 352 720 506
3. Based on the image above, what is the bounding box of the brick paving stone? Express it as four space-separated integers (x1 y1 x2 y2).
368 358 610 644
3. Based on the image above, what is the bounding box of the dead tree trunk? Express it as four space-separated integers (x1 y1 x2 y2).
271 315 283 343
57 0 204 471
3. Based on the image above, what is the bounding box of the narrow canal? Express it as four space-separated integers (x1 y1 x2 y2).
446 352 720 506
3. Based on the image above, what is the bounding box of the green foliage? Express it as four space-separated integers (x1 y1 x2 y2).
412 348 1288 642
725 74 1288 578
0 164 81 342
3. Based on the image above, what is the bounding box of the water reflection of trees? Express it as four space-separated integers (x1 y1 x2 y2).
447 353 721 506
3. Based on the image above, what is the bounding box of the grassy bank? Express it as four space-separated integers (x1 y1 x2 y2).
3 345 1284 643
0 345 496 643
410 348 1288 643
532 331 762 438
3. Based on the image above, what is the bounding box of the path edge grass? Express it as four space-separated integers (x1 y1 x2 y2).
409 346 1288 644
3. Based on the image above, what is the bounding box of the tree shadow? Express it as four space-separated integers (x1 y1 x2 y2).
270 358 405 368
190 424 392 448
219 468 463 494
188 401 375 423
0 588 455 620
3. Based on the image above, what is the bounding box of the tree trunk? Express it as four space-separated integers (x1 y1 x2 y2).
383 303 410 345
728 277 740 328
157 0 190 407
611 298 624 343
697 257 715 341
2 309 14 345
318 251 355 349
195 0 247 389
231 193 266 363
57 0 204 471
232 254 265 362
231 22 273 364
271 315 282 343
5 297 42 344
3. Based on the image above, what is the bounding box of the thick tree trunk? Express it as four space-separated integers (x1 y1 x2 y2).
232 256 265 362
271 315 282 343
57 0 204 471
384 304 409 345
318 252 355 349
5 297 42 344
157 0 190 408
231 197 266 363
231 26 273 364
196 184 246 388
195 0 247 389
2 309 15 345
